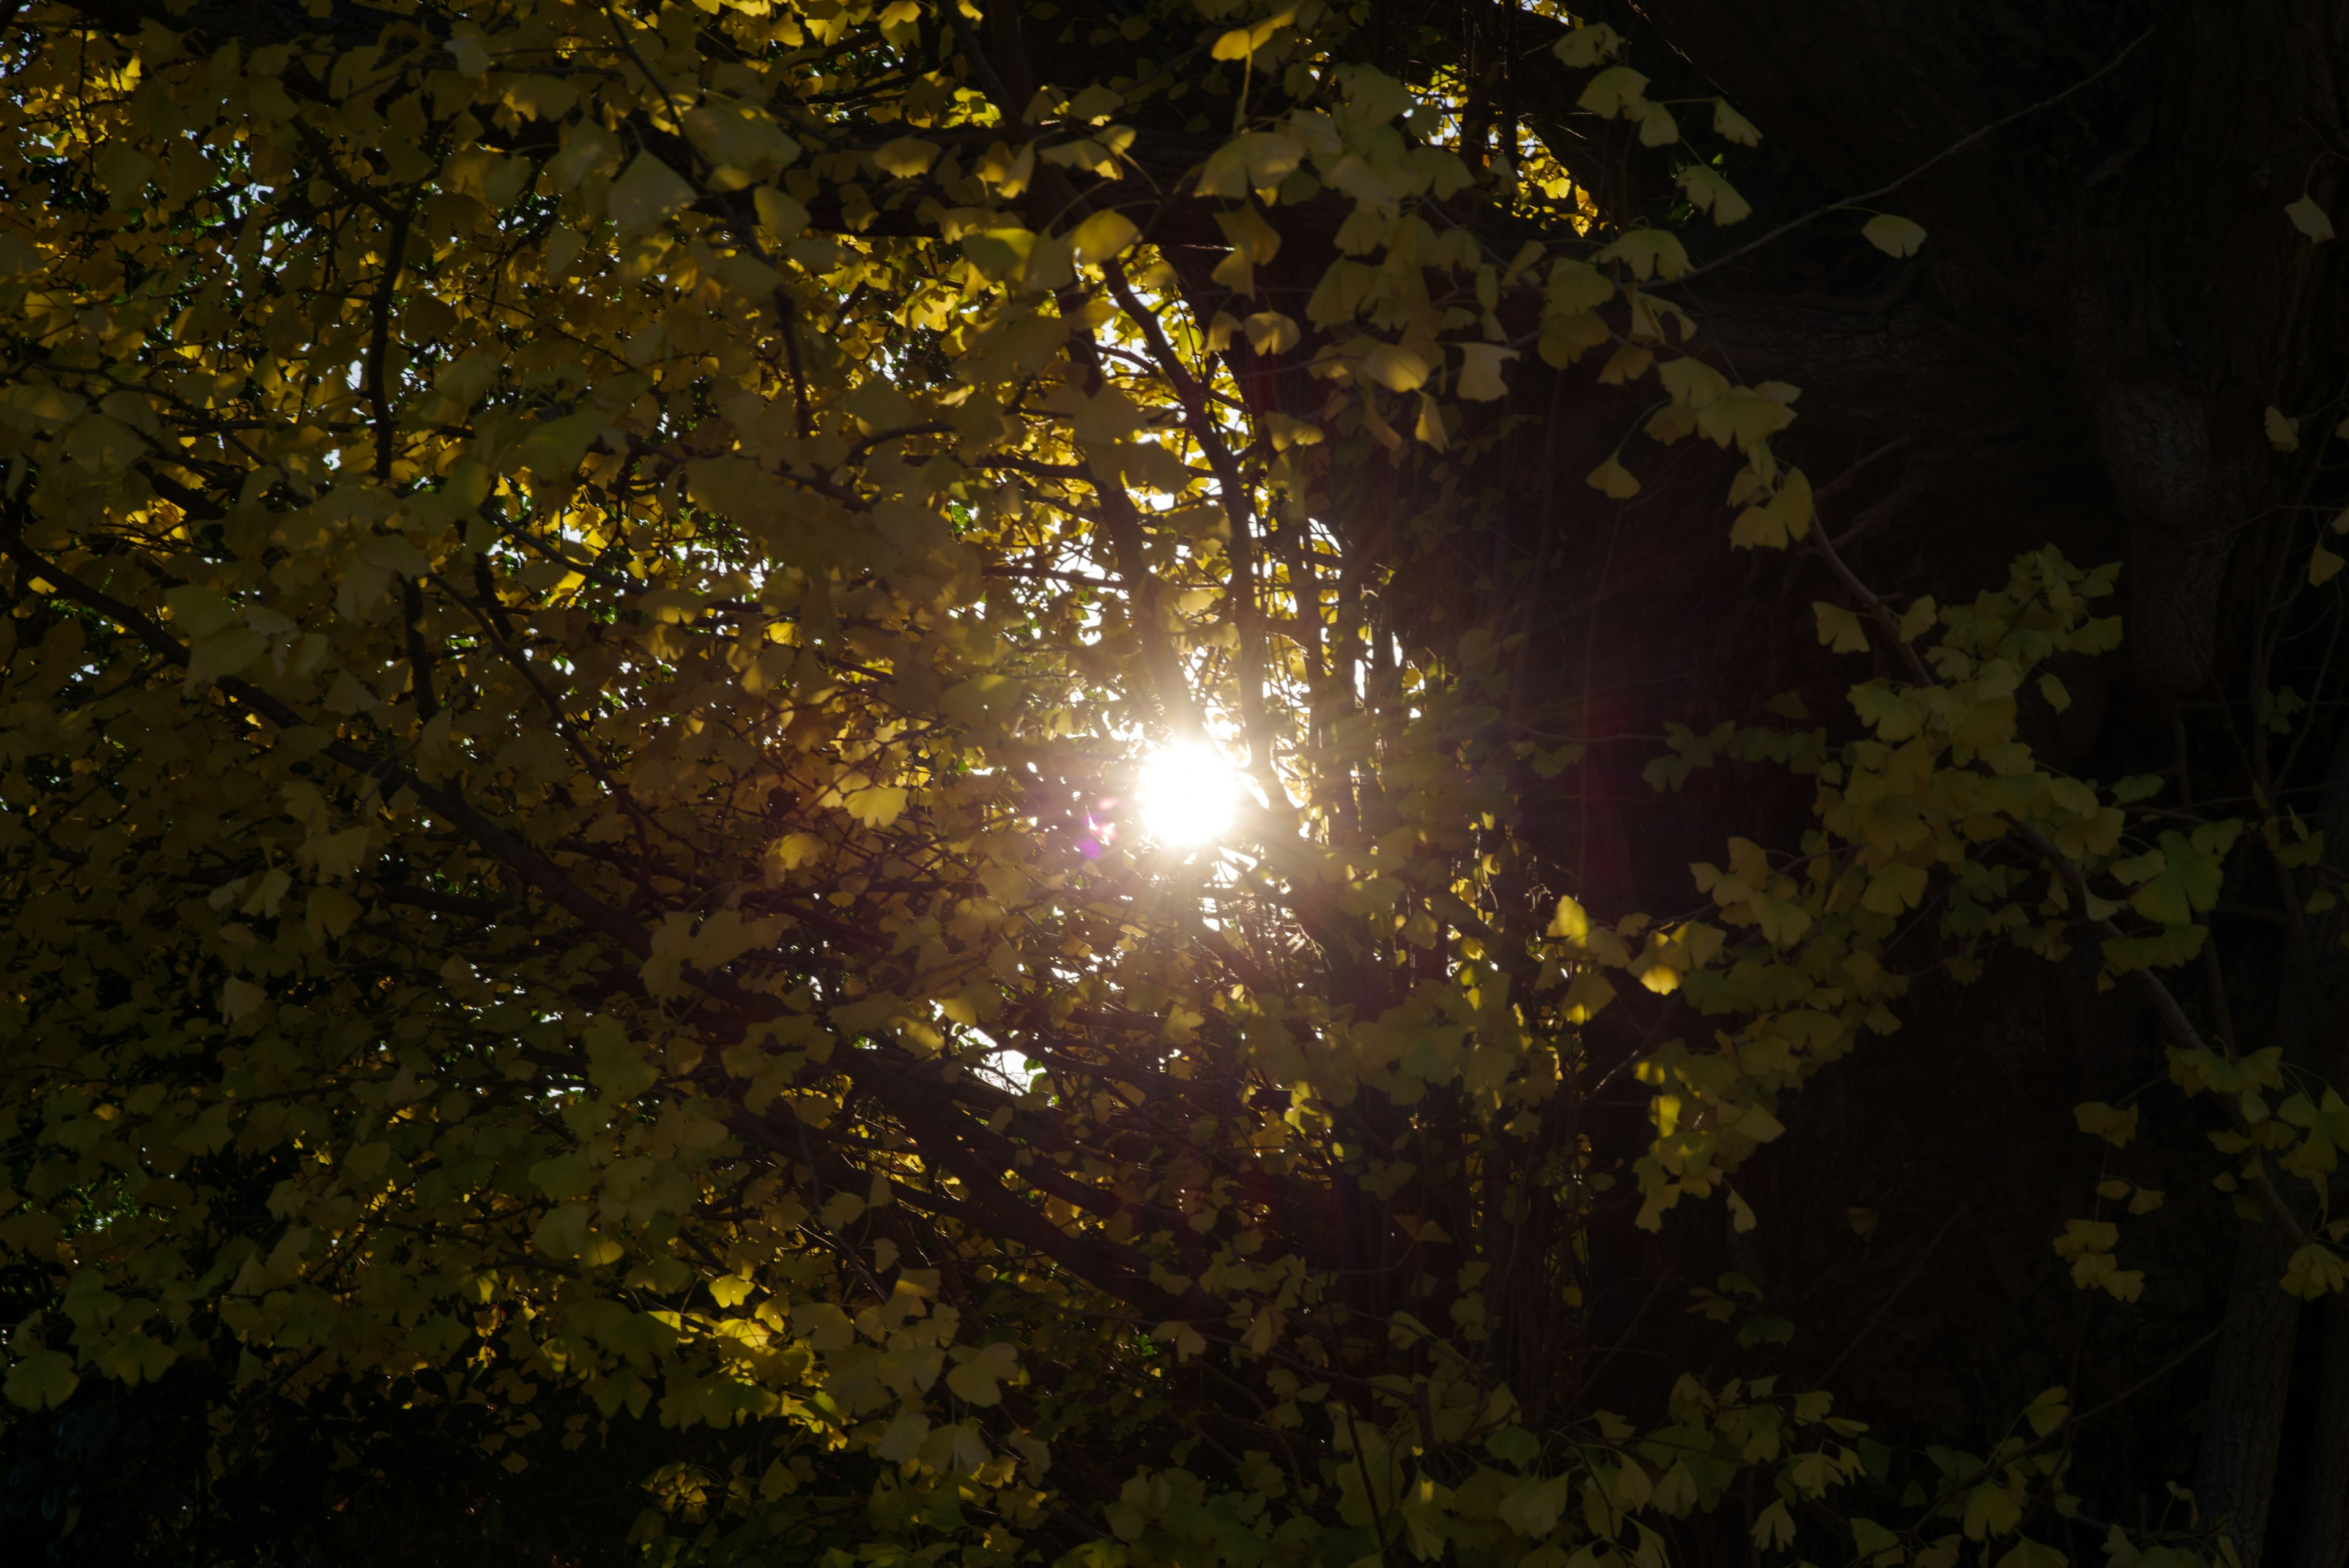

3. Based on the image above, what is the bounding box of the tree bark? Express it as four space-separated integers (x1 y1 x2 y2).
2197 1225 2302 1568
2293 1304 2349 1568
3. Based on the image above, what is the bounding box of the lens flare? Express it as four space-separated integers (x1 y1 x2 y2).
1134 743 1239 847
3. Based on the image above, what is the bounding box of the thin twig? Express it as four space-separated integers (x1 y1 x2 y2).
1811 1207 1962 1391
1674 28 2155 284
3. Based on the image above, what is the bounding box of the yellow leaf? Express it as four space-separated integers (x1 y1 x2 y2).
1861 214 1926 258
754 185 809 242
1596 343 1653 384
1242 310 1299 355
445 34 493 76
963 227 1037 281
2073 1101 2139 1148
1414 392 1449 451
1596 228 1690 281
1658 356 1728 409
1814 601 1869 654
0 381 87 431
221 977 266 1020
1752 1499 1797 1550
1587 453 1641 499
872 136 941 178
1067 209 1139 264
1455 343 1516 401
946 1340 1020 1405
1195 132 1304 199
1994 1537 2069 1568
1628 100 1681 147
608 152 697 231
1694 387 1796 450
1645 403 1696 444
2287 195 2336 242
1676 164 1751 225
1211 27 1254 60
1712 99 1762 146
1578 66 1650 117
1151 1320 1208 1361
2312 543 2343 585
1357 343 1429 391
4 1350 79 1410
2267 405 2302 451
1552 24 1621 67
842 784 909 828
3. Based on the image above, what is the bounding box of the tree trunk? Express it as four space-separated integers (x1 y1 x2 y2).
2200 1225 2303 1568
2293 1305 2349 1568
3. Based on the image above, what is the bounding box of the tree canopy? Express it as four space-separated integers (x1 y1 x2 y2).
2 1 2346 1565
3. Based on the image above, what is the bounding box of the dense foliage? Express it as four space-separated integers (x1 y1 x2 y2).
1 1 2343 1564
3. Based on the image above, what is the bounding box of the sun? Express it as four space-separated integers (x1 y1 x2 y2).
1133 743 1239 847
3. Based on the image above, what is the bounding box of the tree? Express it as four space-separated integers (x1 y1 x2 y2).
0 1 2342 1565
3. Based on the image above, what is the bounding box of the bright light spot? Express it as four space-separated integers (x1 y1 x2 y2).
1134 743 1239 847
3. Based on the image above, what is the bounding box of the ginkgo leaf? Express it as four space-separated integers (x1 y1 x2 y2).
1587 453 1641 499
1195 132 1304 198
220 977 265 1020
1151 1320 1208 1361
962 227 1038 281
2074 1101 2139 1146
1244 310 1300 354
445 34 493 76
1576 65 1649 117
1713 98 1763 146
1357 342 1429 390
1067 209 1139 264
2312 543 2343 585
1962 1482 2024 1542
872 137 941 178
1695 387 1797 449
4 1351 78 1411
1552 24 1622 67
1861 213 1928 257
1658 356 1729 408
1814 601 1869 653
1414 392 1449 450
1627 100 1680 147
2266 405 2302 451
2287 195 2336 242
1995 1537 2069 1568
1677 164 1752 224
1455 343 1517 401
945 1340 1020 1405
2284 1244 2349 1298
1597 228 1691 280
842 784 909 827
1645 403 1696 444
608 152 697 231
753 185 809 242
